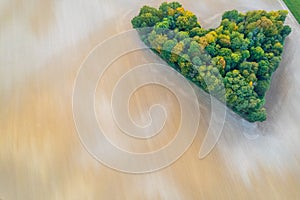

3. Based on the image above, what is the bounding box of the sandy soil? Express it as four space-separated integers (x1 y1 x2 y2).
0 0 300 199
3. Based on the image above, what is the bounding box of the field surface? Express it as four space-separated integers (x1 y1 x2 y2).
0 0 300 199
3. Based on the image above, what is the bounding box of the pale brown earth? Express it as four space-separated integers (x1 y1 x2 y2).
0 0 300 199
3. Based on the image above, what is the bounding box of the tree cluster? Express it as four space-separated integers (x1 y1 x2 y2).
131 2 291 122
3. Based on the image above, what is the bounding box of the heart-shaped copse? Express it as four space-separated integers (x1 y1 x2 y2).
131 2 291 122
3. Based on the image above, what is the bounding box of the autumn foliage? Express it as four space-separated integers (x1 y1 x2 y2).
131 2 291 122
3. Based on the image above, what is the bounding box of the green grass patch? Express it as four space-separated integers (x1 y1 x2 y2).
283 0 300 23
